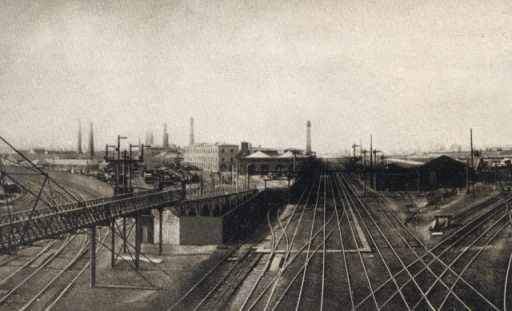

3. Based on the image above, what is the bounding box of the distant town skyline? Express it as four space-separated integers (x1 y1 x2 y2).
1 0 511 154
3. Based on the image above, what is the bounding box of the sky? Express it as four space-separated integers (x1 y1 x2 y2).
1 0 512 155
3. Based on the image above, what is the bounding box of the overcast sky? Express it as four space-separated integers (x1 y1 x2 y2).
1 0 511 154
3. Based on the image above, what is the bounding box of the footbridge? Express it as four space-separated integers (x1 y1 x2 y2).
0 188 258 254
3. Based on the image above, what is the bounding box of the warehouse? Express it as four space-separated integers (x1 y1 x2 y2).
376 155 466 191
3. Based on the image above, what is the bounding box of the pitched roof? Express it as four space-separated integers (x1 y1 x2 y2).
277 151 295 158
245 151 272 158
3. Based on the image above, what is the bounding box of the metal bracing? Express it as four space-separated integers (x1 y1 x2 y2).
82 225 159 291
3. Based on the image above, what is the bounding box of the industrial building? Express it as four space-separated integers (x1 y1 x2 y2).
238 121 314 175
182 143 239 172
377 155 467 191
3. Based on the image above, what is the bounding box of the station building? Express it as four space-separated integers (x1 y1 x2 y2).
182 143 239 172
238 150 313 175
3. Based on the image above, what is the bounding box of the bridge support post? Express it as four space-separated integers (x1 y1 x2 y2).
200 174 204 195
288 178 291 204
135 215 141 269
111 218 116 267
123 217 127 253
158 209 163 256
90 226 96 288
181 181 186 200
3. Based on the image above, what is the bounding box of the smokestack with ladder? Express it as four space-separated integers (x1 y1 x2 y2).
89 123 94 157
306 121 312 156
77 120 83 155
190 117 194 146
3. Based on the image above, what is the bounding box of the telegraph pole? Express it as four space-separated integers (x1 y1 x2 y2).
370 135 373 190
470 128 475 197
104 138 145 260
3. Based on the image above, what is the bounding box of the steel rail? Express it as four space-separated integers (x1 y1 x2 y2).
292 173 323 311
336 172 414 310
371 192 470 310
504 198 512 311
320 175 327 311
329 175 355 310
247 200 339 311
241 173 321 311
188 205 279 311
0 240 57 286
437 218 510 310
267 213 340 311
412 210 509 310
252 172 322 311
330 171 380 310
167 195 275 311
337 173 435 311
43 228 111 311
504 244 512 311
239 174 317 311
19 233 91 311
191 235 267 310
0 235 76 305
383 207 505 311
268 198 347 311
355 194 505 311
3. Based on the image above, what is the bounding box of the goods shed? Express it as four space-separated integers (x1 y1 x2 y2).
376 155 466 191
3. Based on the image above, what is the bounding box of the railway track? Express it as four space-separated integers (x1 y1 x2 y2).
345 172 510 310
235 159 512 310
167 190 284 311
0 168 110 310
4 159 511 310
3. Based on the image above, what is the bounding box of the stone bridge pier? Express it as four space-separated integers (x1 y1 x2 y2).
152 190 258 245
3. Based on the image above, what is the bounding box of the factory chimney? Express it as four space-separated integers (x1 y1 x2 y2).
163 123 169 148
77 120 83 155
189 117 194 146
89 123 94 157
306 121 312 156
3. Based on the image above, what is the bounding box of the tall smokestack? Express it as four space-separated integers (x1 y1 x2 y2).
306 121 312 155
163 123 169 148
77 120 83 155
190 117 194 146
89 123 94 157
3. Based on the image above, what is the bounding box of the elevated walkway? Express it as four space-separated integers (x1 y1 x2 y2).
0 188 257 253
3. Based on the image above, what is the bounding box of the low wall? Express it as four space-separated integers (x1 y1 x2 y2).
180 217 223 245
153 189 286 245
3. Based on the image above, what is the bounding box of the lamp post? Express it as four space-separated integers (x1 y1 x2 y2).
116 136 127 195
128 144 143 191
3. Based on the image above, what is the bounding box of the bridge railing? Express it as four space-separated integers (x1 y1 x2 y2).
0 189 164 225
